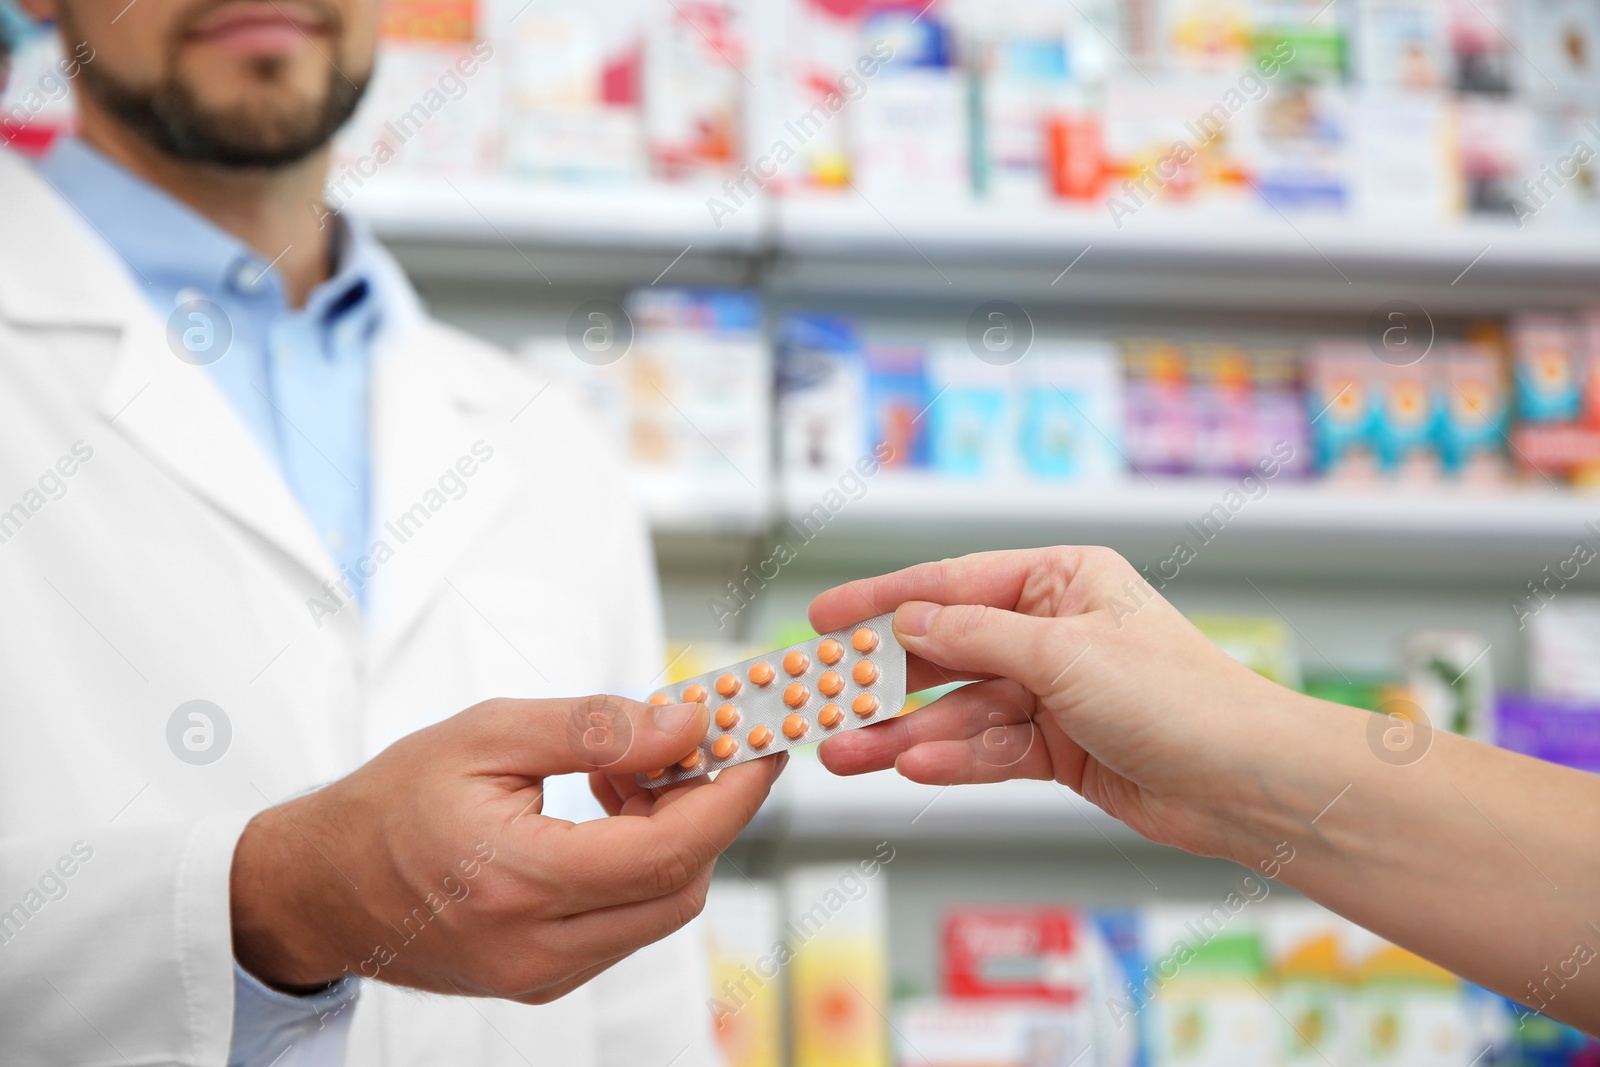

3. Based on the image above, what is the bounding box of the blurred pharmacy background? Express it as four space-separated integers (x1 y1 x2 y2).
9 0 1600 1064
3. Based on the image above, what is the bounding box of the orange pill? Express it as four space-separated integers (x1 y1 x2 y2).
648 693 672 705
852 693 880 718
715 673 741 698
783 650 810 676
646 767 667 779
818 639 845 665
784 683 810 708
818 671 845 697
681 683 708 704
748 725 774 749
852 660 879 686
851 627 879 653
679 750 704 770
783 713 808 740
749 662 776 687
715 703 741 730
712 735 739 760
818 703 843 728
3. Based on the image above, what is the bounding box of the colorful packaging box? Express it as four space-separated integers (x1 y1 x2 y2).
1144 905 1275 1067
1263 904 1354 1067
1525 597 1600 701
1306 342 1381 481
643 0 746 180
1512 312 1584 423
1496 695 1600 775
1250 348 1313 480
866 343 932 470
1372 361 1444 481
777 312 869 478
1191 344 1259 477
1122 340 1196 476
893 998 1096 1067
1438 344 1511 482
1019 343 1126 481
926 345 1019 480
1402 629 1496 742
705 881 785 1067
943 906 1093 1004
1352 0 1449 91
786 864 892 1067
1347 931 1473 1067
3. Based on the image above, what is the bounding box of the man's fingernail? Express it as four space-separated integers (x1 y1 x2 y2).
653 702 699 734
896 602 940 638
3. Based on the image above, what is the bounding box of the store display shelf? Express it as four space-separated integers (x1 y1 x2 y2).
352 174 767 251
760 754 1143 844
774 475 1600 576
774 195 1596 273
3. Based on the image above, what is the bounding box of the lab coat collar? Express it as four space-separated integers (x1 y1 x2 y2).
0 147 527 662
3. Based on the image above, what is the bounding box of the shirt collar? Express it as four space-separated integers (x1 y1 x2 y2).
34 136 392 331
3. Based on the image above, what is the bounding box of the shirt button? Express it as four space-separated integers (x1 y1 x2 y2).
174 286 206 307
232 260 267 293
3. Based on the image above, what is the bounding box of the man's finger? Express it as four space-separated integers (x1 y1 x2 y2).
465 696 711 778
537 754 785 912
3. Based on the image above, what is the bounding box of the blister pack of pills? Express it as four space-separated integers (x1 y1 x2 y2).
641 613 905 787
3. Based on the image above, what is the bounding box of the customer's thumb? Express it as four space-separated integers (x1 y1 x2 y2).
893 601 1087 696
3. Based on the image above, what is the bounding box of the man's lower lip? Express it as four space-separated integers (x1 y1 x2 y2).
187 22 323 54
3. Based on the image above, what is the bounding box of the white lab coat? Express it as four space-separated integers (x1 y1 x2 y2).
0 149 718 1067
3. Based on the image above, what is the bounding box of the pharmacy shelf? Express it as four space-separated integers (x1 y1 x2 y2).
774 475 1600 581
756 752 1144 845
770 196 1600 313
363 177 1600 309
353 174 766 251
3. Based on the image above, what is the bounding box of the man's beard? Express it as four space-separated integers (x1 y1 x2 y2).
60 5 368 169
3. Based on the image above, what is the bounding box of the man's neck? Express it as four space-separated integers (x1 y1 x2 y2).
77 108 335 309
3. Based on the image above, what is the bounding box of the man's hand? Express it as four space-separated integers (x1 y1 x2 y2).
231 696 782 1002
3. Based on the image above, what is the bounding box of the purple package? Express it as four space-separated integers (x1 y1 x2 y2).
1496 695 1600 774
1122 340 1195 476
1192 344 1257 477
1252 348 1313 479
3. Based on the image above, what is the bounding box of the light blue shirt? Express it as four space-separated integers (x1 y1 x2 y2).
36 138 378 1065
37 137 379 604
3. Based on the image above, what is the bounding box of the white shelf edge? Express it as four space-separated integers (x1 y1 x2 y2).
776 475 1600 543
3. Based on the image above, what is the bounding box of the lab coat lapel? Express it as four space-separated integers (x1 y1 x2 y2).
366 321 526 672
0 150 338 584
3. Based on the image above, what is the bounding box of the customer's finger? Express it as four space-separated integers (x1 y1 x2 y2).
808 547 1110 635
819 679 1044 777
892 601 1090 697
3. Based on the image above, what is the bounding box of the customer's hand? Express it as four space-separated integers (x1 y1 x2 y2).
231 696 782 1002
811 547 1309 862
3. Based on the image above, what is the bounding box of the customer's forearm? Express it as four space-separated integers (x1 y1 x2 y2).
1228 692 1600 1032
